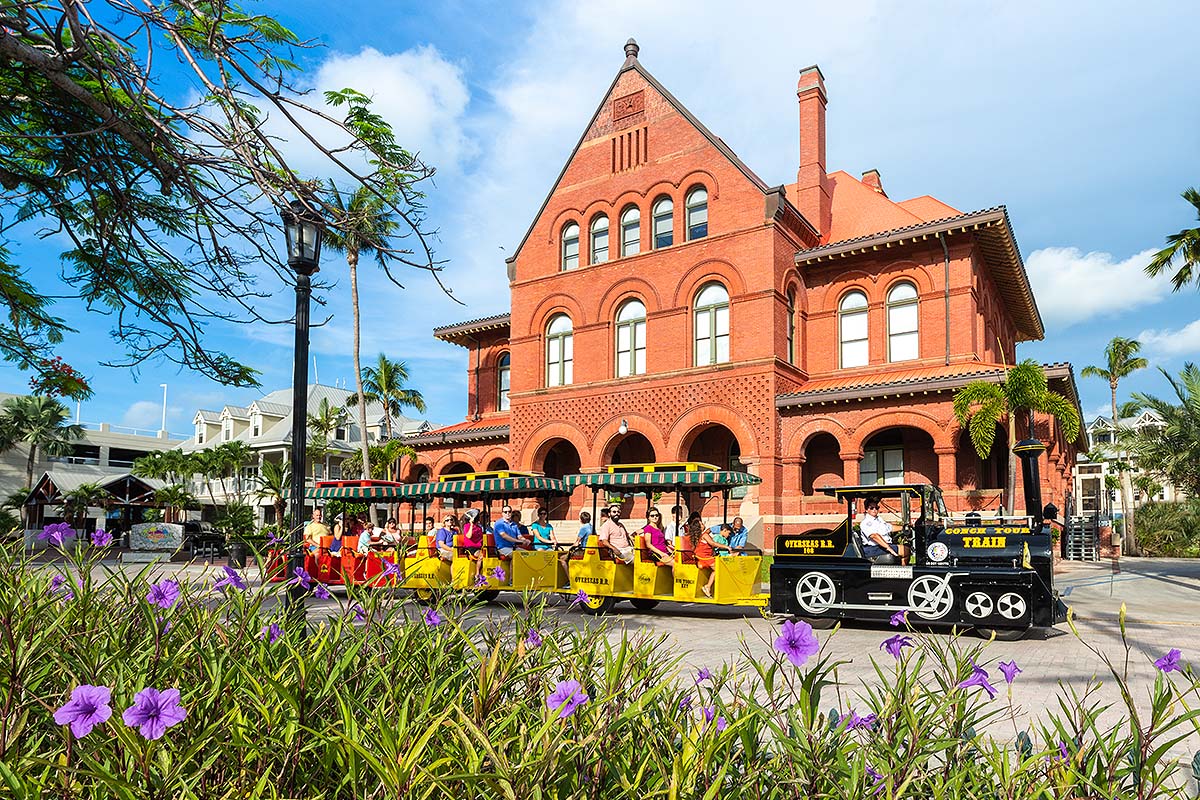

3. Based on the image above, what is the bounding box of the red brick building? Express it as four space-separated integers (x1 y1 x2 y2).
403 40 1084 548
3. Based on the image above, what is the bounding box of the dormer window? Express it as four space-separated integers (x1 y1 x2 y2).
222 418 232 441
196 424 205 444
335 425 348 441
251 413 262 437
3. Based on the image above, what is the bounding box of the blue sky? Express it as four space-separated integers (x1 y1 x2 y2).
5 1 1198 434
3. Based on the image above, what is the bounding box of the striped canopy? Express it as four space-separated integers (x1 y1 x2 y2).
422 475 571 500
564 470 760 492
303 483 431 501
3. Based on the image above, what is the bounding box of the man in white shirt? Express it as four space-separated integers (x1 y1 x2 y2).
859 499 908 563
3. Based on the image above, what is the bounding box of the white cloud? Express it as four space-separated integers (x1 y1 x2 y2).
1138 319 1200 359
1025 247 1171 328
120 400 164 430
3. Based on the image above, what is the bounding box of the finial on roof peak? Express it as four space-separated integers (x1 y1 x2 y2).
624 38 639 59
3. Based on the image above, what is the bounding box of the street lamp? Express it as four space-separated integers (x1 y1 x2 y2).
281 198 324 622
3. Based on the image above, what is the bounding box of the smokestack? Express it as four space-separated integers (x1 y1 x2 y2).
796 65 833 238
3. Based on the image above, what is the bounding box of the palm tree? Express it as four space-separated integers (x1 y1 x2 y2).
154 484 198 524
346 354 426 439
1081 337 1148 554
1130 364 1200 499
59 483 112 528
953 360 1081 515
0 396 85 523
1146 187 1200 291
322 182 400 480
256 459 290 530
306 397 344 481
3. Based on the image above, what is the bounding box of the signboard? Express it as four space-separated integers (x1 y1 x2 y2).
130 522 183 552
870 565 913 579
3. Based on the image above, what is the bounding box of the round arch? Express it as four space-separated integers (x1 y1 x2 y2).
851 411 951 453
521 421 590 472
439 460 474 479
672 259 747 308
668 406 758 461
596 277 663 319
525 293 587 337
881 262 936 297
785 416 852 458
816 272 876 310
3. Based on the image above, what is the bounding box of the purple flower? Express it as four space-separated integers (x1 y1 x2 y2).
122 687 187 740
54 685 112 738
525 629 543 649
679 695 692 711
351 603 367 623
844 709 878 730
889 609 908 627
48 574 73 600
546 679 589 719
866 765 885 795
381 559 402 579
956 661 998 699
472 573 488 588
424 608 442 628
313 583 331 600
265 530 283 546
155 614 172 633
146 579 180 610
491 566 507 582
1058 741 1070 761
262 622 282 644
287 567 312 590
695 667 712 683
998 660 1022 684
880 634 914 660
39 522 73 547
213 565 248 592
572 589 590 606
774 619 820 667
702 705 715 723
91 529 112 548
1154 648 1183 673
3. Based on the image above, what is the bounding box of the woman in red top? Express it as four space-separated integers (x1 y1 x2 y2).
688 514 730 597
460 508 485 584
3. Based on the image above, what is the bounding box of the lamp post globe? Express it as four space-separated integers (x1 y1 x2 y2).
281 198 324 624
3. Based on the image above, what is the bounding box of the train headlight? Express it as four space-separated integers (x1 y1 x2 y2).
927 542 949 563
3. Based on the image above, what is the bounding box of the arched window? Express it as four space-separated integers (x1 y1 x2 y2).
615 299 646 377
685 186 708 240
620 205 640 257
887 282 919 362
693 282 730 365
497 352 511 411
545 314 573 387
561 222 579 271
590 215 609 265
786 287 797 365
652 196 673 249
839 290 869 368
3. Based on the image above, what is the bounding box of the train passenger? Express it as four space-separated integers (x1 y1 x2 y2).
461 509 485 582
357 520 382 554
435 515 458 562
304 508 330 554
512 509 534 550
859 499 909 564
557 510 592 588
530 508 556 551
599 504 635 564
381 518 402 548
667 505 689 540
691 518 731 597
643 509 674 566
493 505 530 558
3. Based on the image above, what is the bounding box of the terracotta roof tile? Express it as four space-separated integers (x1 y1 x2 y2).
404 417 511 446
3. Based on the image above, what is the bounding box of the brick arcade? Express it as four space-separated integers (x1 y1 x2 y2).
401 40 1084 550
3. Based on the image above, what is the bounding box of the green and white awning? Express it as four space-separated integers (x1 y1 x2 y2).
420 475 571 500
564 470 760 492
302 482 431 501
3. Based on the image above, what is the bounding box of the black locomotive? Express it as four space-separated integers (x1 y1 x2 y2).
770 440 1068 639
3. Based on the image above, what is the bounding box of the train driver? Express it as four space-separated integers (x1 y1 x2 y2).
859 498 909 564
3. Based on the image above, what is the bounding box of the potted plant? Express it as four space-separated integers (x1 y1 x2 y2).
216 501 258 568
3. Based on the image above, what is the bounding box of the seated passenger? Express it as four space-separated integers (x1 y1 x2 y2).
690 521 730 598
530 507 556 551
643 509 673 566
460 509 485 582
712 523 733 549
727 517 757 554
859 499 909 564
599 504 635 564
493 505 530 557
512 509 535 551
357 521 382 554
435 515 458 562
304 508 330 554
379 518 402 548
558 511 592 588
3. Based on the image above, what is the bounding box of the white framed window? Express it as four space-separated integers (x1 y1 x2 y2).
861 447 904 485
561 222 579 271
887 282 919 362
839 290 869 368
685 186 708 240
497 352 511 411
693 282 730 365
195 424 205 444
620 205 640 257
251 413 262 437
652 196 673 249
221 418 232 441
615 299 646 378
786 287 797 365
590 215 609 265
546 314 573 387
335 425 347 441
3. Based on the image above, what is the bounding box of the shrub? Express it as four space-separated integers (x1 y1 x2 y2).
1135 501 1200 557
3 541 1198 798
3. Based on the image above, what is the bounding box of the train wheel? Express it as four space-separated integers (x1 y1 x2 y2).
630 598 660 612
795 572 837 614
476 590 500 604
579 593 617 616
975 627 1027 642
799 616 837 630
413 587 436 604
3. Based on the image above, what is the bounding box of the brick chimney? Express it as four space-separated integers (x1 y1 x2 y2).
796 65 832 238
861 169 886 197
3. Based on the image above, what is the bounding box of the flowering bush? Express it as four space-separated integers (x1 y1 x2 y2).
2 543 1198 798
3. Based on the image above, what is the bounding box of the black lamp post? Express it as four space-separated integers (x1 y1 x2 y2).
281 199 323 622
